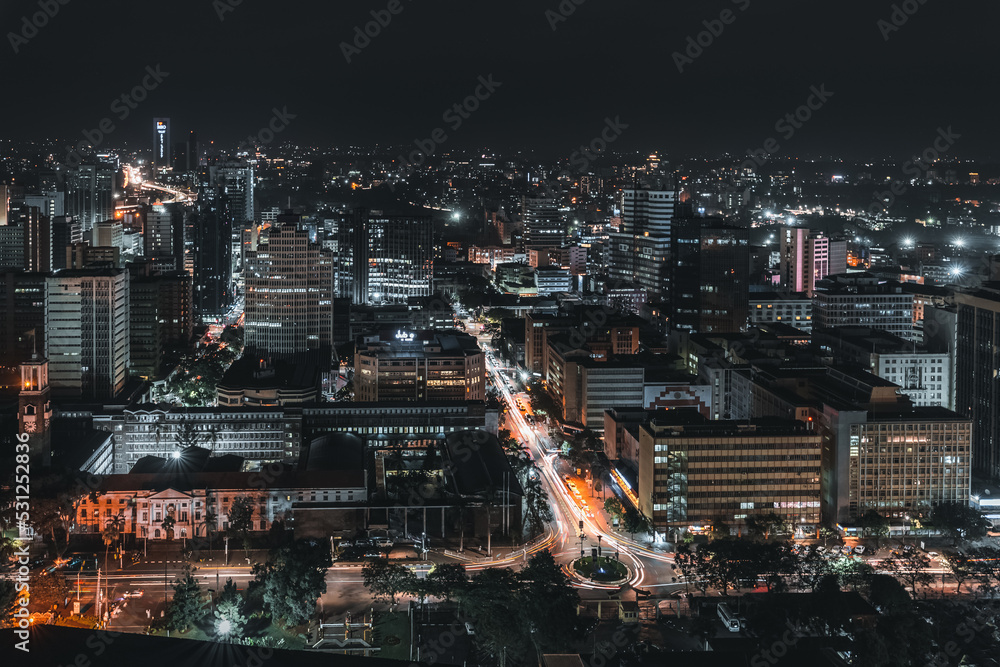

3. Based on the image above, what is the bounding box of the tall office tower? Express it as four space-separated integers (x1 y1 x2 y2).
46 268 130 399
0 272 46 367
607 185 676 298
0 184 8 226
671 218 750 333
22 191 64 219
521 195 565 250
780 227 847 297
153 118 171 167
0 221 24 269
172 131 198 173
18 354 52 464
187 131 200 171
203 163 255 274
25 209 51 273
0 202 49 272
245 223 334 355
129 262 193 379
192 196 233 319
144 203 185 270
129 275 163 379
955 287 1000 480
339 207 433 305
67 162 115 232
13 206 52 273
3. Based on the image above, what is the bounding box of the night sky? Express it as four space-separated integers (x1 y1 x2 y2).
2 0 996 160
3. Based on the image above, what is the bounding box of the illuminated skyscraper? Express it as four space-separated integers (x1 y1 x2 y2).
671 218 750 333
245 221 334 355
780 227 847 297
607 185 676 297
67 161 115 232
339 207 432 305
153 118 170 167
521 195 564 250
45 268 130 399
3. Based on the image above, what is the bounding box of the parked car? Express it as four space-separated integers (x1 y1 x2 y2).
123 588 144 598
815 546 826 554
375 539 394 548
854 545 865 555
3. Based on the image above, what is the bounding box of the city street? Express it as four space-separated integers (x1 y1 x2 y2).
469 314 682 599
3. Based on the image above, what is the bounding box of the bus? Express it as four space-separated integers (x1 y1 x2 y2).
717 603 742 632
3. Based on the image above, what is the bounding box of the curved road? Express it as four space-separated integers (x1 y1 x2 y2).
469 316 682 599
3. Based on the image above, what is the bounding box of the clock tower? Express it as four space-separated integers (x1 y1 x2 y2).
18 354 52 465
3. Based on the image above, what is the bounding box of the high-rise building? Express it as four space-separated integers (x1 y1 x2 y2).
22 191 64 219
67 161 115 232
0 204 52 273
339 207 433 305
955 287 1000 480
0 184 8 226
244 222 334 355
198 163 255 275
21 207 51 273
172 130 200 172
128 266 192 379
192 193 233 318
0 272 47 368
153 118 171 167
51 216 82 270
607 186 676 297
143 203 185 270
0 224 24 269
92 220 124 251
780 227 847 297
46 268 130 399
521 195 564 250
671 218 750 333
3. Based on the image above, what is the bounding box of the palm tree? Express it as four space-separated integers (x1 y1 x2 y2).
161 514 176 541
201 510 218 560
102 517 122 574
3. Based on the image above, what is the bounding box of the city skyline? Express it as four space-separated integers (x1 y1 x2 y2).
3 2 1000 664
0 1 998 159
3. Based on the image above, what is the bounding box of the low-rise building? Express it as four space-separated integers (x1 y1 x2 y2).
635 410 822 538
750 291 813 332
354 329 485 402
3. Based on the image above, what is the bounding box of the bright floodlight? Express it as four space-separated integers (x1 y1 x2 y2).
954 238 965 247
950 267 964 276
452 212 461 220
172 451 181 459
217 618 232 636
902 237 913 247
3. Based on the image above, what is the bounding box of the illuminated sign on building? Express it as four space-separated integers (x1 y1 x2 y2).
153 118 170 164
395 330 415 342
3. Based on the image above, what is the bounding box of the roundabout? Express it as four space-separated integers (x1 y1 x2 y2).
572 556 631 585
